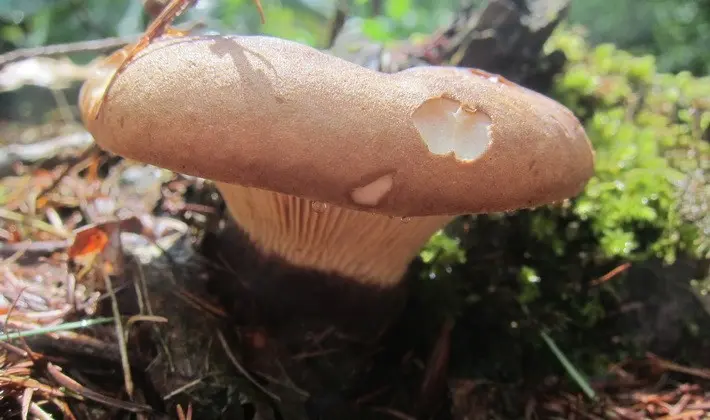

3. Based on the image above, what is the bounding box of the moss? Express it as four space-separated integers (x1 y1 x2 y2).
546 26 709 262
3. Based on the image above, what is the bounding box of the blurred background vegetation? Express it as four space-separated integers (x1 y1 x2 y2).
0 0 709 416
2 0 710 74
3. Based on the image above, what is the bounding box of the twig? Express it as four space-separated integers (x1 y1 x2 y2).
4 287 25 334
35 143 100 203
28 401 54 420
21 387 33 420
0 208 72 239
171 287 227 318
0 35 138 68
48 397 76 420
0 131 94 179
0 340 30 357
0 375 66 399
0 242 31 268
0 240 72 258
590 263 632 286
100 263 134 398
657 411 705 420
647 353 710 380
0 131 94 162
46 363 152 413
215 329 280 402
251 370 310 398
163 377 206 400
124 315 168 342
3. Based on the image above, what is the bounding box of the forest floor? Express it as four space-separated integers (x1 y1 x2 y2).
1 116 710 420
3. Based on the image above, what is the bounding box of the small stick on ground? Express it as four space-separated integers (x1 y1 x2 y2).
216 329 280 402
46 363 152 413
0 36 138 67
100 262 134 398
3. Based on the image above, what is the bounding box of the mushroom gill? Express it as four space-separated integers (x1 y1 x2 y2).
217 183 453 287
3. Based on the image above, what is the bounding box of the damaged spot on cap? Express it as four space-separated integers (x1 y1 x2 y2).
412 97 492 162
351 173 394 207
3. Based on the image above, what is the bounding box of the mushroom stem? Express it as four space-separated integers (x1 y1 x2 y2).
216 182 454 287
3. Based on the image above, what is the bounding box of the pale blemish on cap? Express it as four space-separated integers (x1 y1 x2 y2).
412 97 493 162
351 173 394 207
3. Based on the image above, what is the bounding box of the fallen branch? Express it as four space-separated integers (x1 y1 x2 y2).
0 131 94 177
0 36 137 68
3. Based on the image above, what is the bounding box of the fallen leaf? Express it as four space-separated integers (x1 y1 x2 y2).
68 225 109 259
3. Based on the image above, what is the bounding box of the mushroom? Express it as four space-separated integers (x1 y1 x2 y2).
78 35 594 325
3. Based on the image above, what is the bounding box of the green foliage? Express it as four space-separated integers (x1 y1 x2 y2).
546 28 710 262
420 229 466 266
0 0 331 56
1 0 141 48
517 266 542 305
354 0 462 43
568 0 710 75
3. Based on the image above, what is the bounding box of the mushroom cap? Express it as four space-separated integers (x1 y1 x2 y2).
80 35 595 217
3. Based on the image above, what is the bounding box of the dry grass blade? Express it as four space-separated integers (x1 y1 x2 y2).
163 377 205 401
100 263 134 398
21 387 33 420
124 314 168 339
172 287 227 318
646 353 710 380
48 397 77 420
216 329 281 402
46 363 152 413
0 208 72 239
590 262 632 286
0 375 67 399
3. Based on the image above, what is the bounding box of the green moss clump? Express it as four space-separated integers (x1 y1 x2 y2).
545 27 709 262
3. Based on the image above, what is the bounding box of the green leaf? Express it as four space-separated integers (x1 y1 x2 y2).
385 0 411 20
361 17 392 42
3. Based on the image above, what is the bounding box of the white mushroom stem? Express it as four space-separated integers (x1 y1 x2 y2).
216 183 454 287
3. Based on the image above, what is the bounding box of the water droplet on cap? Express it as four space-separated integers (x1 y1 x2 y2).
311 201 328 213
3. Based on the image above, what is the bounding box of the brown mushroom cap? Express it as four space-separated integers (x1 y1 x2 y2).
80 34 594 218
